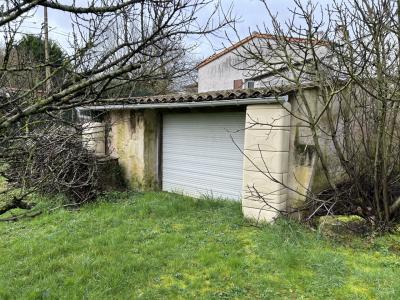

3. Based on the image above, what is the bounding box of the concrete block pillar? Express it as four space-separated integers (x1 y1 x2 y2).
242 103 291 223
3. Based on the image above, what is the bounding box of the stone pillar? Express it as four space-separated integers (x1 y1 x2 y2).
242 103 291 223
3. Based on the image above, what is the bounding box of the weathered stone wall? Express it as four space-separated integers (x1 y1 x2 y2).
108 109 159 190
286 90 319 215
286 88 345 217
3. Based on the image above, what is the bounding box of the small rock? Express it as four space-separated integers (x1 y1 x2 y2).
315 215 369 237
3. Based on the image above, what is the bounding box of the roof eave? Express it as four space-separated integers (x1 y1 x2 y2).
79 96 288 111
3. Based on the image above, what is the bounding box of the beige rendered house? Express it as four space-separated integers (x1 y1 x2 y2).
80 35 321 223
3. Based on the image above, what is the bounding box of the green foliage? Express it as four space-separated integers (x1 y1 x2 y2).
0 192 399 299
16 34 65 67
12 34 67 89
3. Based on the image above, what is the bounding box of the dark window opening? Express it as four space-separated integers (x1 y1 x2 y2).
246 81 255 89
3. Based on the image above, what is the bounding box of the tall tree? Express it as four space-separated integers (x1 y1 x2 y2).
16 34 65 67
11 34 66 88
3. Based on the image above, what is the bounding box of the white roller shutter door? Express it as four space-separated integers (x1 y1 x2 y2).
162 112 245 200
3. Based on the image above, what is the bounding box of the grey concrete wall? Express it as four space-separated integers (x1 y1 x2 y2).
286 90 318 216
285 88 343 217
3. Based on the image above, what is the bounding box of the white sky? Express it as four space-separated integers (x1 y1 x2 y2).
13 0 333 61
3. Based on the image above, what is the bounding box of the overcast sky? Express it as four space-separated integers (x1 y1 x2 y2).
19 0 332 61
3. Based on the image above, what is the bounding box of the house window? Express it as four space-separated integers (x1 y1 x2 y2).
246 81 255 89
233 79 243 89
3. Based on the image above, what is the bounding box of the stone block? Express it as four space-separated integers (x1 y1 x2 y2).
242 171 288 199
243 151 289 173
242 193 287 210
242 206 280 223
244 129 290 152
245 103 291 130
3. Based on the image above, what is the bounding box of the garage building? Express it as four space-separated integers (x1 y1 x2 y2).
81 87 319 222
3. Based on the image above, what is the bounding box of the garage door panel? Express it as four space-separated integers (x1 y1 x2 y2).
164 183 239 199
163 167 243 183
162 152 243 164
162 156 243 176
163 135 244 147
163 167 244 184
163 150 243 161
163 175 242 199
163 139 242 148
163 141 243 150
163 180 242 193
162 112 245 200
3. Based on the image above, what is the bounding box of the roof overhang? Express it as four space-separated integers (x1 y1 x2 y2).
77 85 318 112
79 96 288 111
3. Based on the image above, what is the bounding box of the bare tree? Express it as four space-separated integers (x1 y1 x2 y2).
0 0 233 218
0 0 232 127
232 0 400 229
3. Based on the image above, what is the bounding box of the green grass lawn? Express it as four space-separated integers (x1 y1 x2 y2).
1 192 400 299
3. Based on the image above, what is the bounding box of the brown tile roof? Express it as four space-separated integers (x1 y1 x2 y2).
94 85 315 107
197 33 326 69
